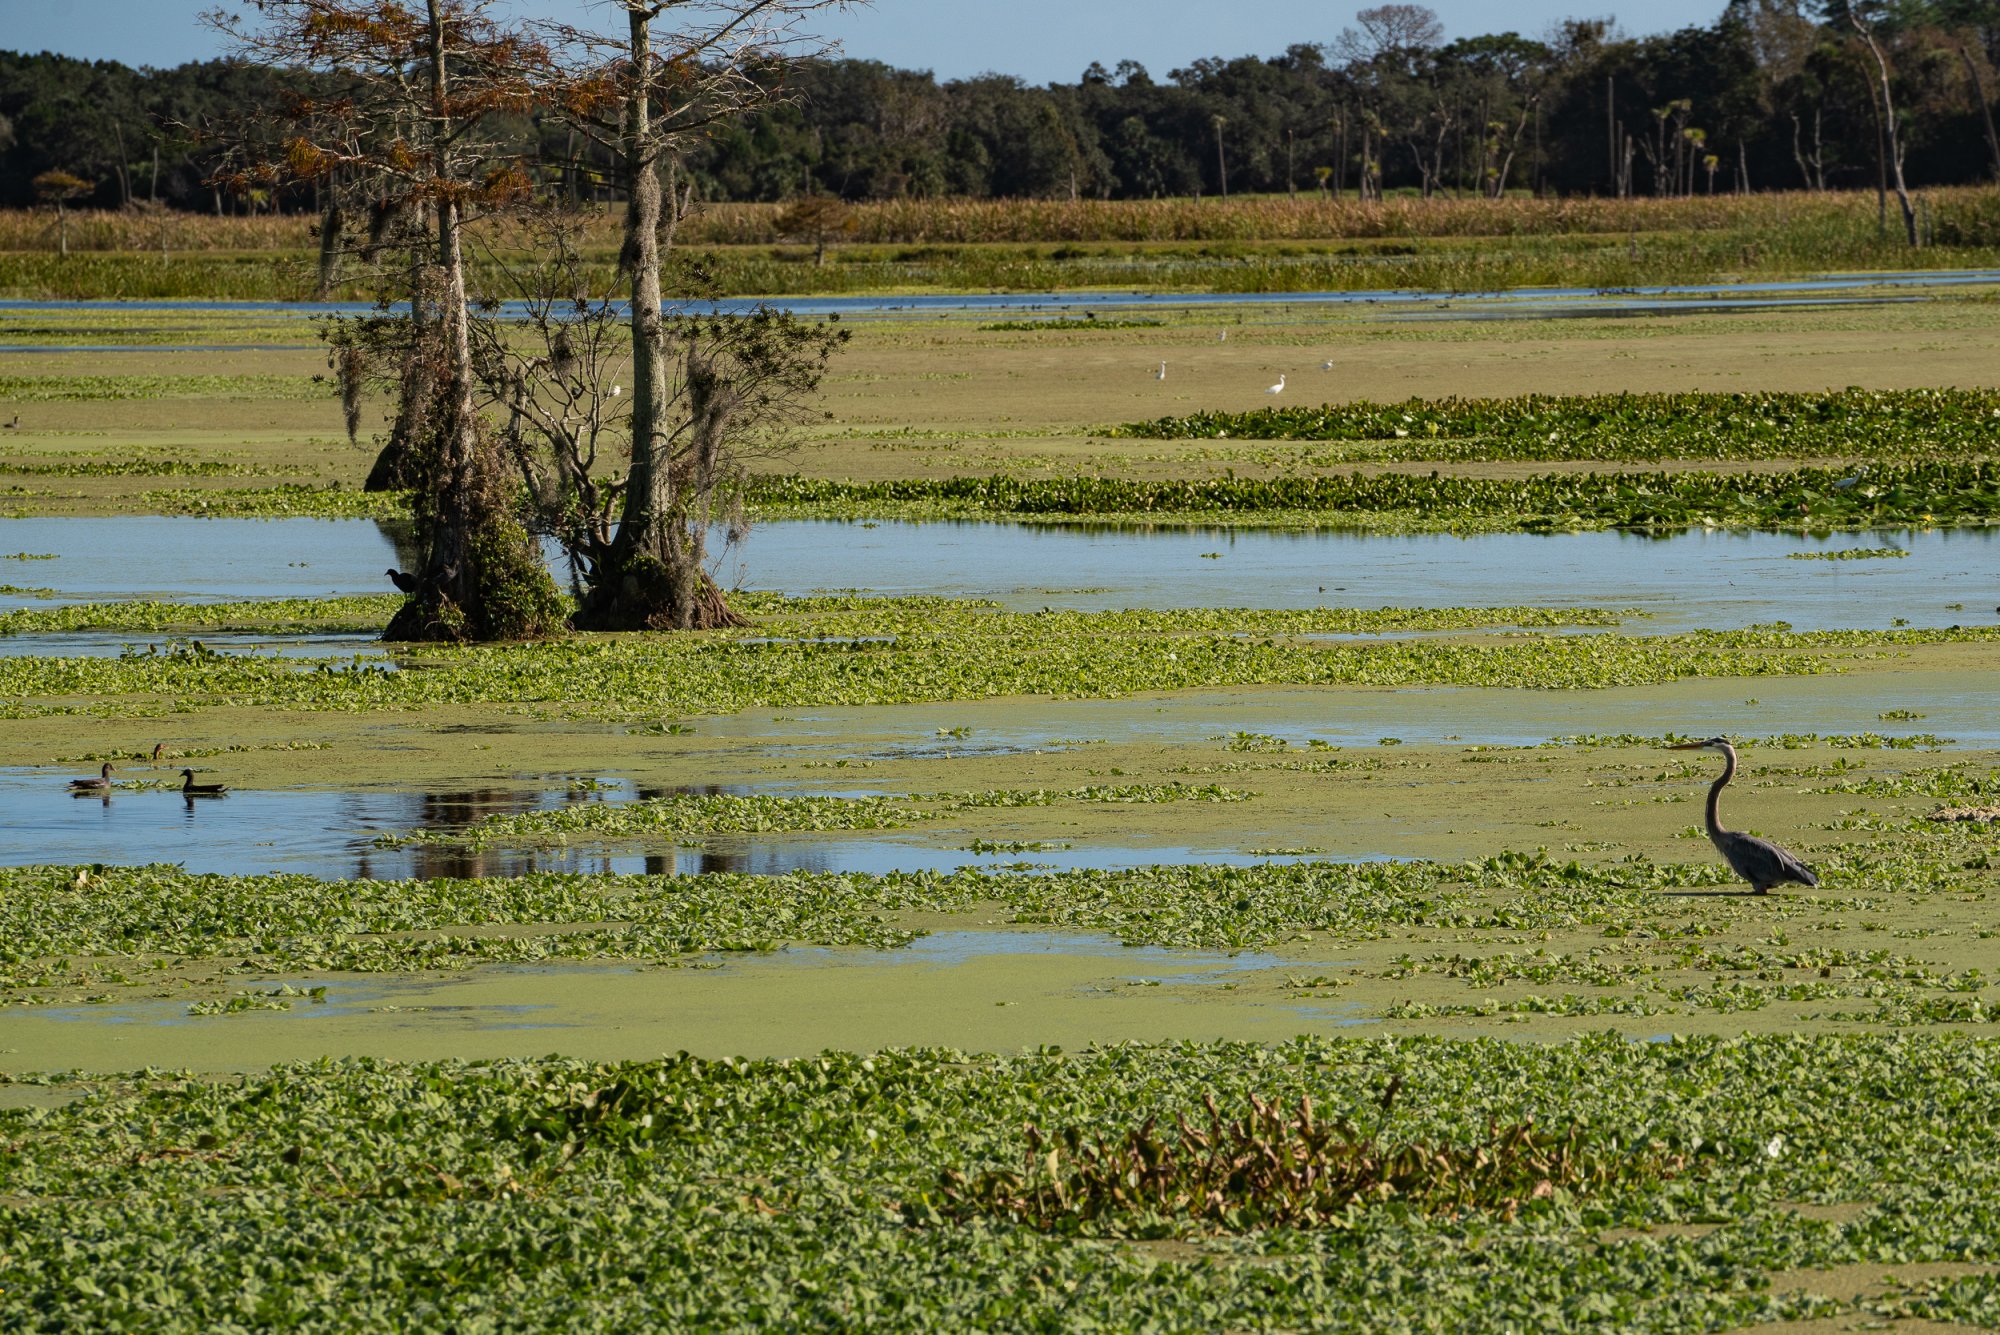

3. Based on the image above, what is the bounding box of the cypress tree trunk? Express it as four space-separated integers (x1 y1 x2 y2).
384 0 562 642
570 6 744 632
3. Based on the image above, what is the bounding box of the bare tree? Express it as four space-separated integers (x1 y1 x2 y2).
1844 4 1922 244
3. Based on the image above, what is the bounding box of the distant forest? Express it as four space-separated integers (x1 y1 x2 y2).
1 0 1997 213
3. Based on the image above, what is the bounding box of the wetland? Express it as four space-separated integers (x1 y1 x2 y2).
4 273 2000 1331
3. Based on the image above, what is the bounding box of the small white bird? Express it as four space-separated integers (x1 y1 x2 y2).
1217 330 1228 342
1321 359 1335 371
609 385 623 398
1156 361 1167 381
1266 374 1286 395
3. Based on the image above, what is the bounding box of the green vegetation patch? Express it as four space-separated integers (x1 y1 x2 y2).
978 317 1165 331
0 373 325 402
1787 547 1910 561
0 458 304 479
5 607 1923 723
6 1033 2000 1329
0 594 403 637
137 485 409 518
3 835 1985 983
1103 388 2000 465
390 782 1249 850
751 459 2000 531
0 852 1696 980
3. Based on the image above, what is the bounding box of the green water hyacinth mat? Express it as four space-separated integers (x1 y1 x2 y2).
3 832 1995 1004
752 459 2000 531
14 615 1999 723
1105 387 2000 464
4 1034 2000 1331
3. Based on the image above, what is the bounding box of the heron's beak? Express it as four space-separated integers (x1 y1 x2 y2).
1665 741 1707 750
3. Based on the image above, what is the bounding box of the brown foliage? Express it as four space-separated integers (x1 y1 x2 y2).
923 1090 1698 1234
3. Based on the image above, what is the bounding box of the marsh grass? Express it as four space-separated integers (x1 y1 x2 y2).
5 190 1996 299
8 191 1993 249
0 373 326 402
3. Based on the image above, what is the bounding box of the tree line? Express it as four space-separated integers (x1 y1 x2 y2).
2 0 1997 218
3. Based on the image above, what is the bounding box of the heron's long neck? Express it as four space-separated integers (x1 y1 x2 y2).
1705 747 1736 838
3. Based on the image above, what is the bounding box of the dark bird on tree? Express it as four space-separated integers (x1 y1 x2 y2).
386 567 420 594
1668 737 1818 894
68 762 113 791
179 768 228 797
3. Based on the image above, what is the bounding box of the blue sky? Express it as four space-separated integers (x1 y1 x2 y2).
11 1 1721 83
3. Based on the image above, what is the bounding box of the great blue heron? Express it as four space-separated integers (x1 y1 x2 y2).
1668 737 1818 894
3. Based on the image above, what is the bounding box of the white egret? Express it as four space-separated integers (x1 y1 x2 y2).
1266 374 1286 395
1156 361 1167 381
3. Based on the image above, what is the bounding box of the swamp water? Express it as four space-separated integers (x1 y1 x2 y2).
9 268 1999 324
5 519 1990 877
0 770 1344 881
5 516 1993 632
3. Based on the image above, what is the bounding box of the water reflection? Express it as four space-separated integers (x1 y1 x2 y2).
0 770 1341 882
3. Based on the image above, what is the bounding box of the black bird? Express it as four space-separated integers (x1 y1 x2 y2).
386 567 420 593
180 768 228 797
68 762 113 791
1667 738 1818 894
